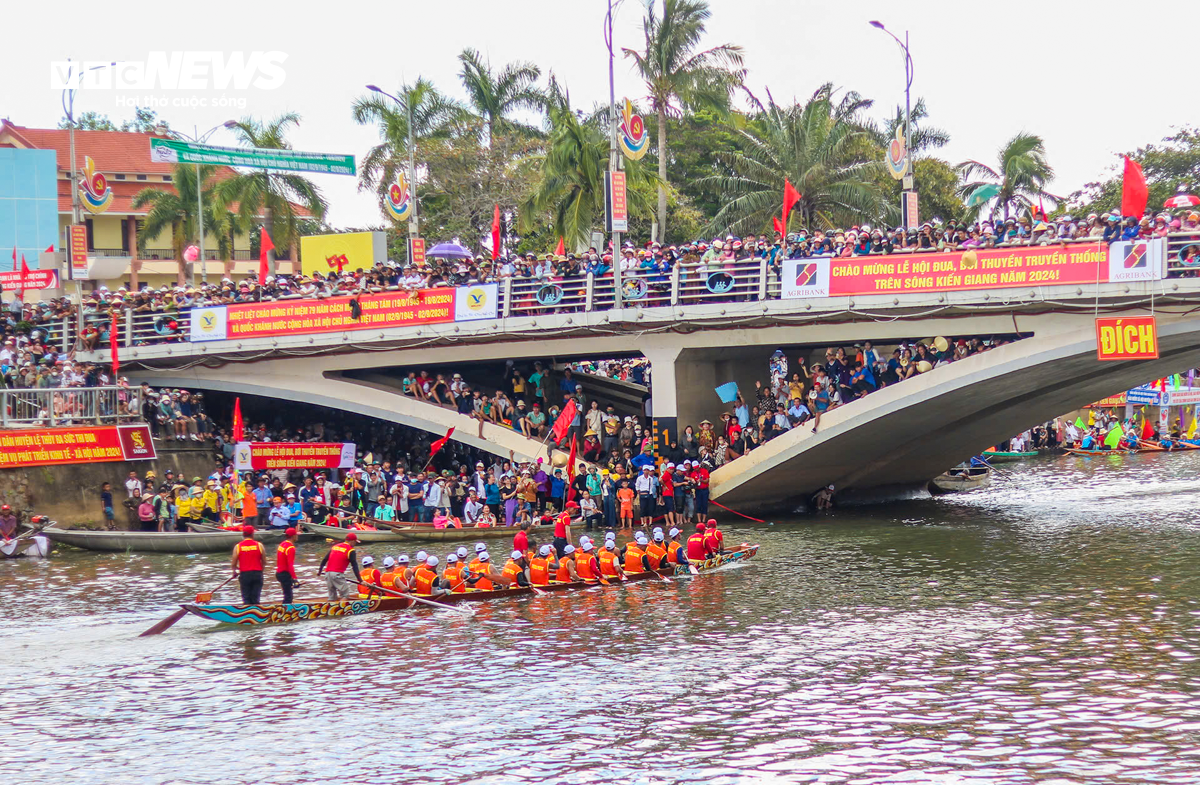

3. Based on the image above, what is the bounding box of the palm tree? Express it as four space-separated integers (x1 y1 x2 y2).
703 85 889 234
957 132 1055 221
880 97 950 156
521 101 658 248
457 48 547 144
351 78 465 206
213 113 328 271
623 0 744 242
132 162 227 286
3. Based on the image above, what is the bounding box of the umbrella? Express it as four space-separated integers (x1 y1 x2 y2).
1164 194 1200 208
965 183 1001 208
426 242 473 259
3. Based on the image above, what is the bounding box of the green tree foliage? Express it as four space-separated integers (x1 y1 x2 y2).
60 111 116 131
1068 128 1200 217
623 0 744 242
957 132 1055 221
132 162 229 282
645 108 747 223
120 108 171 134
457 48 547 144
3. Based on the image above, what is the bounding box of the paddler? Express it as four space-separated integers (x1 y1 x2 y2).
413 555 448 596
393 554 413 590
358 555 383 597
666 527 688 565
622 532 651 573
574 540 602 583
379 556 399 591
467 551 503 590
645 529 668 568
686 523 714 562
231 525 266 605
501 549 532 587
442 553 468 593
275 527 300 604
704 518 724 554
555 543 580 582
529 544 559 587
317 532 362 601
597 536 624 580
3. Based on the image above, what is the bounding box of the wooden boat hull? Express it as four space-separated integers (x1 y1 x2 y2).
187 521 322 544
301 520 525 543
981 450 1038 462
43 527 242 554
182 545 759 627
929 469 990 495
1064 447 1136 457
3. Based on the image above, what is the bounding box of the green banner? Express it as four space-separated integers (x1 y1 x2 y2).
150 137 355 176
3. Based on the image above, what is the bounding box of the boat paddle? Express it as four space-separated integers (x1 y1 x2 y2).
139 575 237 637
348 579 470 615
973 455 1012 478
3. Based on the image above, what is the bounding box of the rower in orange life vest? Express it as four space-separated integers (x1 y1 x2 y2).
317 532 363 601
467 542 487 578
529 544 560 587
379 556 399 591
467 551 505 590
501 549 532 587
665 527 688 565
621 532 652 573
442 553 468 593
357 555 383 598
275 527 301 604
573 540 602 583
555 543 580 582
413 555 449 596
704 518 724 554
232 525 266 604
598 534 625 580
645 529 669 569
686 523 715 562
391 554 413 591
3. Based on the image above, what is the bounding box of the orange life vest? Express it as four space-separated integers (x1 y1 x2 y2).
624 543 646 573
468 557 482 575
235 539 264 572
471 563 494 591
598 550 620 577
413 566 437 595
575 552 597 581
646 542 667 568
555 554 575 582
326 541 354 573
380 571 398 590
443 565 466 593
529 556 553 586
666 541 682 564
501 558 523 585
361 567 382 587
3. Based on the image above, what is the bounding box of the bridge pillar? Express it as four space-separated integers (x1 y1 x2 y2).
644 346 682 453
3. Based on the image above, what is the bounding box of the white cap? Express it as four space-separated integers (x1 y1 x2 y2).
539 544 552 556
361 555 374 566
669 527 680 537
416 550 428 561
398 554 410 564
475 542 486 552
511 549 524 560
563 544 576 554
635 534 648 545
653 532 664 541
652 527 663 534
479 552 490 562
382 556 395 567
456 547 468 558
604 534 616 543
447 554 458 563
582 541 594 551
425 555 439 567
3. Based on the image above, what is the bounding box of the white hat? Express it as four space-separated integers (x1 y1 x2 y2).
539 544 552 556
361 555 374 566
563 544 576 555
635 534 648 545
425 555 439 567
652 527 663 534
475 542 486 552
382 556 395 568
653 532 664 541
416 550 428 561
666 463 675 469
669 527 680 537
581 541 594 551
456 547 468 558
447 554 458 563
604 533 616 542
479 552 490 562
511 549 524 560
397 555 410 564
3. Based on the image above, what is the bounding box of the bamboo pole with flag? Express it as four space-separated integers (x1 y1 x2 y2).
491 204 501 260
550 398 578 447
782 179 801 234
258 227 274 284
1188 416 1198 440
1121 156 1149 218
564 436 579 504
1103 425 1122 449
555 236 565 256
110 311 120 382
423 427 455 471
231 397 245 443
16 254 31 301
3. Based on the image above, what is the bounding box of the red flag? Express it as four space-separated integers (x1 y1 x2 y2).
772 217 784 234
565 436 579 504
110 311 120 381
555 236 565 256
45 245 54 253
782 179 801 231
550 398 578 444
491 204 501 260
231 397 244 443
16 255 30 300
259 227 275 281
1121 156 1148 219
1140 416 1154 441
424 426 455 470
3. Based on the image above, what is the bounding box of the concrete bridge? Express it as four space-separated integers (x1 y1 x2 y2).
71 241 1200 510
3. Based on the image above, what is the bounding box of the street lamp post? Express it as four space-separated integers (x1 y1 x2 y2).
173 121 236 286
869 21 915 227
366 85 419 256
605 0 623 307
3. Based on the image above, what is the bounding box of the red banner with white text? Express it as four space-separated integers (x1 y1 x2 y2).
233 442 357 471
0 424 155 468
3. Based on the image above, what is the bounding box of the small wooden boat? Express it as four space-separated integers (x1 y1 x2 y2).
43 527 243 554
301 520 535 543
929 466 990 495
981 449 1038 462
186 521 322 544
1063 447 1136 456
181 545 759 628
1 534 52 558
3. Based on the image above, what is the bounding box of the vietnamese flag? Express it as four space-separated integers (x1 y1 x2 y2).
259 226 275 281
772 216 784 234
231 397 244 443
423 426 455 470
550 398 578 445
491 204 501 260
782 179 801 231
1121 156 1149 219
16 255 30 300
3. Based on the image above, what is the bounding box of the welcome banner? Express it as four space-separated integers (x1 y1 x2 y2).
234 442 356 471
0 424 155 469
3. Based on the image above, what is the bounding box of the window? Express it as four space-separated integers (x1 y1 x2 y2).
162 174 172 182
114 174 126 180
136 174 147 181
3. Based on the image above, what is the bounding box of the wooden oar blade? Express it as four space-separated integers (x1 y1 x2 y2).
139 608 187 637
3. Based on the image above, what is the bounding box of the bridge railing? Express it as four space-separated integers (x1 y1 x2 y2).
1 386 144 428
57 235 1200 351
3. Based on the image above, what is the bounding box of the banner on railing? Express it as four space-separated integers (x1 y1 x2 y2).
454 283 498 321
234 442 356 471
782 241 1165 299
0 268 59 291
0 424 155 469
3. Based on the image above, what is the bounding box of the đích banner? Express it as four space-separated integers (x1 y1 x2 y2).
780 241 1165 299
234 442 356 471
1095 315 1158 361
0 424 156 469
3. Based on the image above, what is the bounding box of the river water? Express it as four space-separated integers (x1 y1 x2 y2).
5 453 1200 784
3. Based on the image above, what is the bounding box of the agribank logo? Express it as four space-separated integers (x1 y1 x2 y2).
51 52 288 91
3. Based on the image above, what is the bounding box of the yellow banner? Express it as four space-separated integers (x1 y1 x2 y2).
299 232 384 278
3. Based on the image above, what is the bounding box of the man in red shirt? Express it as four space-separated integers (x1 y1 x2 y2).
703 519 723 555
553 502 576 556
659 464 676 528
513 522 530 554
275 527 300 603
690 463 711 520
685 523 713 562
231 525 266 604
318 532 362 601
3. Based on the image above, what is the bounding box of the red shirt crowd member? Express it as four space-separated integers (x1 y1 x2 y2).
686 523 713 561
232 525 266 605
513 525 529 554
275 527 300 604
318 532 362 601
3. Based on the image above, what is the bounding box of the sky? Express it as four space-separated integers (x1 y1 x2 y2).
5 0 1198 230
